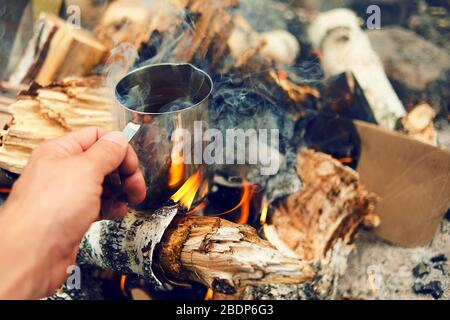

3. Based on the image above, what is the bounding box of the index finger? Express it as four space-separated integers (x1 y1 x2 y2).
48 127 109 155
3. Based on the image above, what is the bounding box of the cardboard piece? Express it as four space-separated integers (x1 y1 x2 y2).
354 120 450 247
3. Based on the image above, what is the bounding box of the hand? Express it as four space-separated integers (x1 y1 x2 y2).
0 127 146 299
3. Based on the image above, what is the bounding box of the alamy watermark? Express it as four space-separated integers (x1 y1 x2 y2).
366 5 381 30
66 5 81 29
171 121 281 176
66 265 81 290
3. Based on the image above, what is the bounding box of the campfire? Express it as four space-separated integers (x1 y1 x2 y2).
0 0 449 301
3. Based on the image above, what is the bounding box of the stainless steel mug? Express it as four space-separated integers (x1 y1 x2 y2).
115 63 213 210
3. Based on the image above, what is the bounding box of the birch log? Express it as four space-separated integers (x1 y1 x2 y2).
308 9 405 129
77 207 315 296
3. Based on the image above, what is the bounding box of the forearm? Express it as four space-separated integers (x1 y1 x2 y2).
0 205 46 299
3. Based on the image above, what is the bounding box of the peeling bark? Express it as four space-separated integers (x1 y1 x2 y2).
77 206 179 289
77 208 315 296
157 216 315 295
271 149 378 262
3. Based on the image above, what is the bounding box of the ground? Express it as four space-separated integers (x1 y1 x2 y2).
339 219 450 300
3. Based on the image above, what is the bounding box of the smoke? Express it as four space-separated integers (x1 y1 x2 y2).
208 76 296 186
104 43 139 90
103 0 325 188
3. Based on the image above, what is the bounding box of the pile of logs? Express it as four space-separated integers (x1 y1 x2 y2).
0 0 403 300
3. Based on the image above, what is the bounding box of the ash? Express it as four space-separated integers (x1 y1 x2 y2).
261 148 302 202
338 219 450 300
209 83 296 189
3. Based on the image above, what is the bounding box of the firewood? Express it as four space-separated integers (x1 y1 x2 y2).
95 0 187 52
227 13 258 60
0 97 14 114
36 77 115 131
269 70 320 103
308 9 406 130
0 99 67 173
258 30 300 66
0 76 114 174
270 149 378 262
228 14 300 71
77 208 315 297
0 81 29 94
231 149 379 300
8 13 107 86
399 103 437 146
169 0 238 66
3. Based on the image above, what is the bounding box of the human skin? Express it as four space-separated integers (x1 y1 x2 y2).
0 127 146 300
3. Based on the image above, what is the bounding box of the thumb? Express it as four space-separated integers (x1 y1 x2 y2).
82 131 128 176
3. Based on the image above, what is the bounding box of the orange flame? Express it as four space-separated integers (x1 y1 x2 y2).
200 181 209 198
170 170 202 210
187 201 206 215
204 288 214 300
120 275 128 297
260 198 269 225
277 70 289 80
211 183 256 224
168 152 185 188
236 184 255 224
260 198 270 239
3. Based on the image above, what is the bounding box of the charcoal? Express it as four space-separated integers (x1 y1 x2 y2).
432 263 446 275
429 282 444 299
430 254 448 263
430 254 448 276
318 72 377 125
412 262 430 278
412 281 444 299
293 113 361 169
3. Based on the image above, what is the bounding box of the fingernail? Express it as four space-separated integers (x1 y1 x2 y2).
101 131 128 147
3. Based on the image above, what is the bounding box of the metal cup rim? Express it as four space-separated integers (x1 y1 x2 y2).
114 62 214 116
